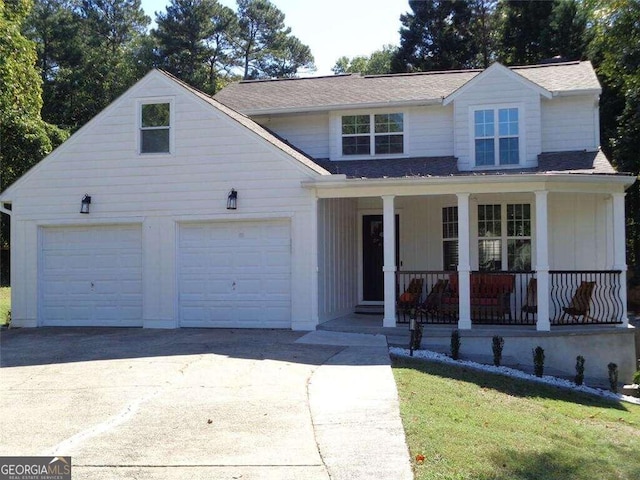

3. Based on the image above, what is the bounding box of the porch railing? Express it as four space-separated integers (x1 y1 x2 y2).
396 271 455 324
396 270 624 326
550 270 624 325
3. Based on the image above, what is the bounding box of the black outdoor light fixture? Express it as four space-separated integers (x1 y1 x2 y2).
80 194 92 214
227 189 238 210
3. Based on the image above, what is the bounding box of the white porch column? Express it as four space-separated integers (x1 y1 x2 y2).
534 191 550 331
456 193 472 329
612 192 629 327
382 195 397 327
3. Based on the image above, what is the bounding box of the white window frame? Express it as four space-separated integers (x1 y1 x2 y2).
469 104 524 168
442 206 459 271
336 111 407 160
476 203 532 272
138 98 174 155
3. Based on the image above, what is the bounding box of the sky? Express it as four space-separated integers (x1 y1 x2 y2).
139 0 409 76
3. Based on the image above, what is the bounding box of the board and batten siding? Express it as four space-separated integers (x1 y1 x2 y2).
317 198 358 321
541 96 599 152
452 68 542 170
548 192 613 270
7 71 320 330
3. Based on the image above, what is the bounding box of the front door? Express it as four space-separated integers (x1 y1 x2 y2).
362 215 399 301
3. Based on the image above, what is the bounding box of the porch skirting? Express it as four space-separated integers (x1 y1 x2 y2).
318 314 638 386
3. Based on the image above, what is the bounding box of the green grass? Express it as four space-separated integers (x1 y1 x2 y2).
392 355 640 480
0 287 9 325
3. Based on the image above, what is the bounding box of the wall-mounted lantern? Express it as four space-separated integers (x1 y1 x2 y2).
80 194 91 214
227 189 238 210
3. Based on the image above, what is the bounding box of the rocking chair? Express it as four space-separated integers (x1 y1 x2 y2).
416 279 449 320
560 281 596 324
397 278 424 321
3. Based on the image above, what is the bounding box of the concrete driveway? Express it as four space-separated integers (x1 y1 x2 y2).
0 328 412 479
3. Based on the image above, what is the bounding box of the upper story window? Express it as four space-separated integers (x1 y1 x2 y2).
341 113 404 156
141 103 170 154
474 107 519 167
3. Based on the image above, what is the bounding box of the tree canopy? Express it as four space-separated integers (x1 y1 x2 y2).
0 0 67 192
333 45 397 75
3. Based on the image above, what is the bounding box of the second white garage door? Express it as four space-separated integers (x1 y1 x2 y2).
178 220 291 328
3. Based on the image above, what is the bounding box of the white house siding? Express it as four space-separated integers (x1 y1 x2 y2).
406 105 454 158
541 95 599 152
548 192 612 270
7 72 319 330
317 198 358 321
452 69 542 170
254 112 330 159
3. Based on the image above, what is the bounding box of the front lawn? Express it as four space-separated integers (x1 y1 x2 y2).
392 355 640 480
0 287 9 325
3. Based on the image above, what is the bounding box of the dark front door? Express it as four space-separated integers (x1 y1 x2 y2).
362 215 399 301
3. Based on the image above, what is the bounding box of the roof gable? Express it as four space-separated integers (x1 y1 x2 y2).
0 70 329 201
442 62 551 106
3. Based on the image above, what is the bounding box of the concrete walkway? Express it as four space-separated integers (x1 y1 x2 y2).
298 331 413 480
0 328 413 480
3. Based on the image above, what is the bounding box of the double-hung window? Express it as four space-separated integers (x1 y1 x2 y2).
341 113 404 156
474 107 519 166
441 203 531 272
477 203 531 271
140 102 170 154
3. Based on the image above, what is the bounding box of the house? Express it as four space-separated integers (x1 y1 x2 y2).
1 62 637 381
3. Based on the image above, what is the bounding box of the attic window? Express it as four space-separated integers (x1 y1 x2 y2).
141 103 170 154
341 113 404 156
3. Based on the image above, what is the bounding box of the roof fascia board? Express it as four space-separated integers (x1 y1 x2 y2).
551 88 602 97
443 63 552 106
302 172 635 190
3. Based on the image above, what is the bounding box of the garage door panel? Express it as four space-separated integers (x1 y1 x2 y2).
179 220 291 328
40 225 143 327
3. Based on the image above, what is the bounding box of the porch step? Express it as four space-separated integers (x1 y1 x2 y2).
354 304 384 315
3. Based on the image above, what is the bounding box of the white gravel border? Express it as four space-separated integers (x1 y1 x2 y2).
390 347 640 406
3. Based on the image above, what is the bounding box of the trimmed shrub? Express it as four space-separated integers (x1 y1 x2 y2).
450 329 461 360
575 355 585 386
492 336 504 367
410 321 423 351
608 363 618 393
533 346 545 377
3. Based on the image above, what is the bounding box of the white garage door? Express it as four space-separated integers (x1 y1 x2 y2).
40 225 143 327
178 220 291 328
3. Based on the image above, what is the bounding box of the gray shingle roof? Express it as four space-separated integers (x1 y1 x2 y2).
313 150 618 179
214 62 600 114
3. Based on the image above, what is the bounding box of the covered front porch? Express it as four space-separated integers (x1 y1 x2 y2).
310 174 630 333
